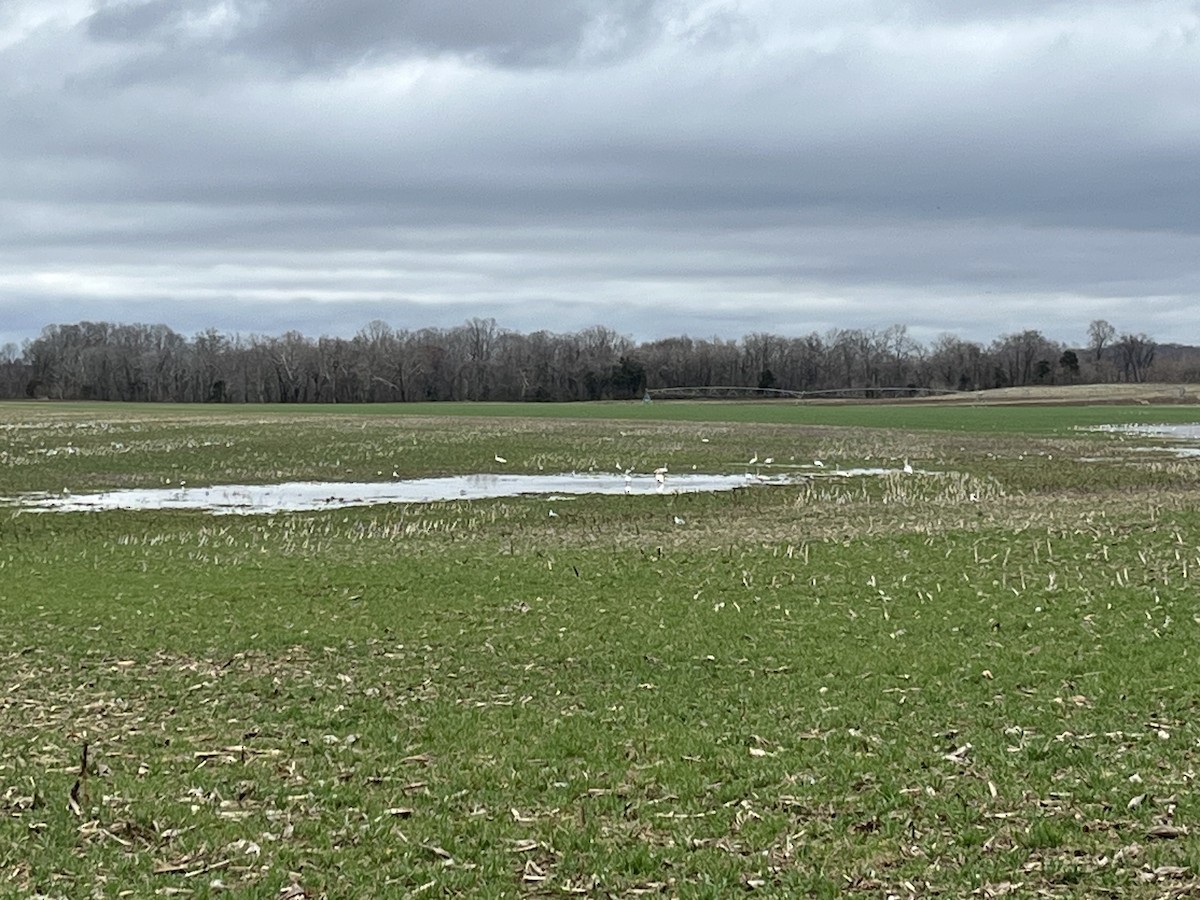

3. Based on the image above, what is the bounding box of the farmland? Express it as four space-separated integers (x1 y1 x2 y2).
3 400 1200 898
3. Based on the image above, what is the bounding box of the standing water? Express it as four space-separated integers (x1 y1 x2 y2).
6 472 808 515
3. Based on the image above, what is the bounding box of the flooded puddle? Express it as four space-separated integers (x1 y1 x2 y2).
8 472 814 515
1084 423 1200 457
1088 423 1200 440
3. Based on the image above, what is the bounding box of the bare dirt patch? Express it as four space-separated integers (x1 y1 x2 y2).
914 382 1200 406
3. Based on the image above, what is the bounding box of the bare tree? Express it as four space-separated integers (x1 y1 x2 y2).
991 330 1062 387
2 315 1189 403
1114 333 1156 383
929 334 984 391
1088 319 1116 365
462 317 500 401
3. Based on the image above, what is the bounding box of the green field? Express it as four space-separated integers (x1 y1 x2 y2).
3 401 1200 897
10 397 1200 435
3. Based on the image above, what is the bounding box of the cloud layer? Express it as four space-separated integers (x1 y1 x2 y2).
2 0 1198 349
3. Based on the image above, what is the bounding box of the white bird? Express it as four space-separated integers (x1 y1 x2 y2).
763 457 774 465
673 515 685 525
494 454 507 464
548 509 558 518
903 460 914 474
813 459 825 468
748 453 759 465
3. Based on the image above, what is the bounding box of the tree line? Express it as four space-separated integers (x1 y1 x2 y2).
0 317 1177 404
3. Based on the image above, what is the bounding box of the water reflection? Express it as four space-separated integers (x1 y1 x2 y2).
1085 422 1200 455
1094 423 1200 440
9 472 807 515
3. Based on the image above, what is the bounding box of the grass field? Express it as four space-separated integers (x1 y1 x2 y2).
3 399 1200 897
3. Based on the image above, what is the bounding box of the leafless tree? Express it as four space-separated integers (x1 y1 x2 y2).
7 315 1183 403
1114 333 1156 383
1088 319 1116 359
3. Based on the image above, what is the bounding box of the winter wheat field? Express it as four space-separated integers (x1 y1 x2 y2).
4 398 1200 898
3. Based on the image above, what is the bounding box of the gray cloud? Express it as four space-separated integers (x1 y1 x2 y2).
84 0 672 74
1 0 1199 349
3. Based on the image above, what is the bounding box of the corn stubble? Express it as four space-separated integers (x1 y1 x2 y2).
1 402 1199 897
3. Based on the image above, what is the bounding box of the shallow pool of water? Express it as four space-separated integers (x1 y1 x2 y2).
8 472 812 515
1088 423 1200 440
1084 422 1200 458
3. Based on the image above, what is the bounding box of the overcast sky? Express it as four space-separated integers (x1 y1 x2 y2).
2 0 1198 350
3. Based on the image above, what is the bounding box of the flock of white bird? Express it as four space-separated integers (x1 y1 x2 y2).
485 447 928 522
490 447 921 497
